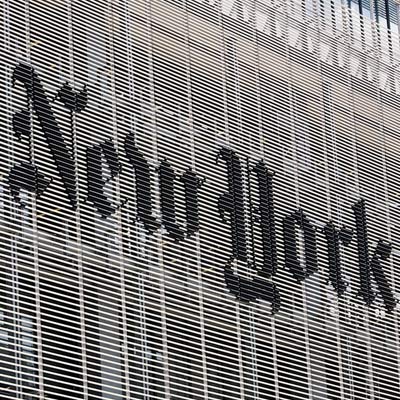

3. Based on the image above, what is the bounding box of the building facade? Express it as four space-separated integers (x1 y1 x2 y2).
2 0 400 399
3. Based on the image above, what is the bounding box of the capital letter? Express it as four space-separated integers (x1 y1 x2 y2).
12 63 78 208
217 148 279 312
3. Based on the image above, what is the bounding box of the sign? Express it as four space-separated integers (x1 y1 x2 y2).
8 63 397 314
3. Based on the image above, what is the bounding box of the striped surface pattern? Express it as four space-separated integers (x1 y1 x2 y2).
1 0 400 399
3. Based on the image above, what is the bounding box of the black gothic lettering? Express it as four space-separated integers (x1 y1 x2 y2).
12 109 31 141
86 139 123 218
124 132 159 233
56 82 88 112
217 148 247 261
352 200 396 312
159 160 202 241
7 62 400 317
252 160 277 277
217 148 279 312
8 162 51 205
371 240 396 312
12 63 78 208
159 159 184 241
283 209 318 282
224 268 279 310
181 168 202 236
352 200 371 305
323 222 352 296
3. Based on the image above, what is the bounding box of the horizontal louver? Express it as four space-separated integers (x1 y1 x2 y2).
1 0 400 399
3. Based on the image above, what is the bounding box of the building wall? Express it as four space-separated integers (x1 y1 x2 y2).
1 0 400 399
